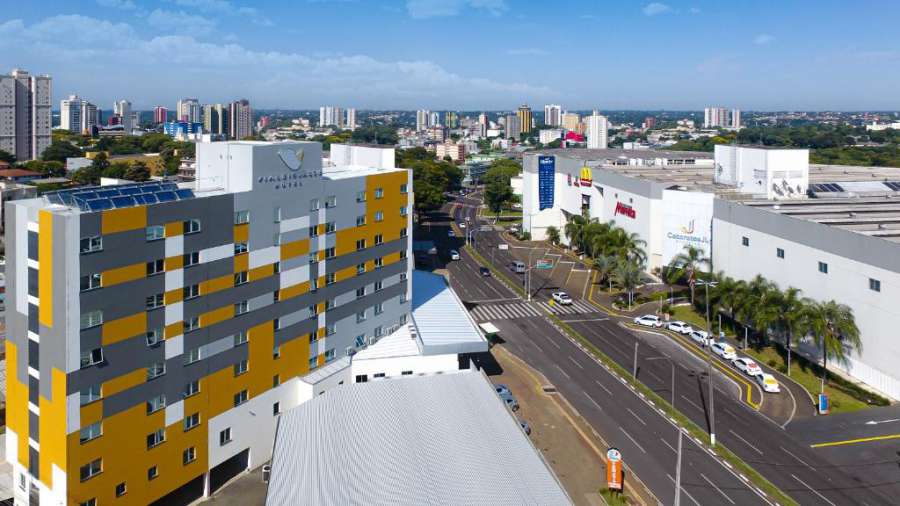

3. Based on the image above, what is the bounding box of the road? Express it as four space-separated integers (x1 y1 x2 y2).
435 192 896 505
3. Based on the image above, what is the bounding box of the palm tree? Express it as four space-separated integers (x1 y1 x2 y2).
667 245 710 305
804 301 861 394
776 287 806 376
750 280 782 347
593 255 617 293
612 261 642 309
602 228 647 267
545 226 560 246
564 215 588 252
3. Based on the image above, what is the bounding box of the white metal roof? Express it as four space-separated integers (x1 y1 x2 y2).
352 324 420 361
411 270 488 355
266 371 572 506
300 356 350 385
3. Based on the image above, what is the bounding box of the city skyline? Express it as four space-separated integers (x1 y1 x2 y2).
0 1 898 110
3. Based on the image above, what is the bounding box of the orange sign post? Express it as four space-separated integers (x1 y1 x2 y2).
606 447 623 491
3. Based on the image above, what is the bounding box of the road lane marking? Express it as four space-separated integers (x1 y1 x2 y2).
583 391 602 411
728 429 764 455
700 472 736 505
620 427 647 453
594 379 612 395
660 437 676 453
554 364 571 380
626 408 647 426
680 395 704 413
780 446 812 469
810 433 900 448
667 474 701 506
568 356 585 370
791 473 837 506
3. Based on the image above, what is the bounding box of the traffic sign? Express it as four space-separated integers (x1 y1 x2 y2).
536 259 553 270
606 447 623 491
498 244 509 250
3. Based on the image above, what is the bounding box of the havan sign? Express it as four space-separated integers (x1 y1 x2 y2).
614 202 636 219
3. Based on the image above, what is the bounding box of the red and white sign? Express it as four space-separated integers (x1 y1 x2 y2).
614 202 636 219
606 448 623 491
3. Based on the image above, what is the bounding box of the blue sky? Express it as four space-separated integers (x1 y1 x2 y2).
0 0 898 111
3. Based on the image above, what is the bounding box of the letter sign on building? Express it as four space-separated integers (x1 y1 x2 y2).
614 202 636 219
538 156 555 210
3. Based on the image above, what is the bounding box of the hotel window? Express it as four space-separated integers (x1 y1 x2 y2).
357 263 366 275
400 183 408 194
146 225 165 241
325 349 336 362
274 206 281 223
184 347 202 365
234 210 250 225
741 236 749 247
309 252 318 264
145 293 164 310
183 380 200 398
308 305 318 318
375 211 384 222
183 251 199 267
148 466 158 480
356 311 367 323
356 238 366 251
357 215 366 227
274 316 281 330
183 219 201 235
80 385 102 405
80 459 102 482
146 259 164 276
374 326 383 338
233 390 248 407
310 277 318 291
233 359 248 376
326 272 335 285
325 221 336 234
356 191 366 203
80 348 104 368
116 482 127 498
355 334 366 347
234 331 248 346
400 250 407 259
273 402 281 416
80 235 102 254
219 428 232 446
146 429 165 449
870 278 881 292
147 394 166 414
776 248 785 259
374 303 384 315
375 187 384 199
326 323 336 336
400 227 407 237
273 345 281 359
184 316 199 332
183 447 196 465
400 206 407 217
325 247 335 259
273 289 280 302
310 198 320 211
79 422 102 444
147 362 166 380
374 233 383 245
309 332 317 343
146 328 163 347
356 287 366 299
273 374 280 387
818 261 828 274
374 280 383 292
234 271 248 286
234 241 249 255
309 225 319 238
309 357 317 370
325 298 335 311
374 257 383 269
183 284 200 300
325 195 337 208
183 413 200 431
274 261 281 273
234 300 249 315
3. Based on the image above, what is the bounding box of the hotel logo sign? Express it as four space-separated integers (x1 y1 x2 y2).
614 202 636 219
259 146 322 190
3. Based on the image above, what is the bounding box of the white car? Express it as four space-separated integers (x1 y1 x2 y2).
711 342 737 361
689 330 711 347
733 357 763 376
551 292 573 305
667 321 693 334
459 222 467 229
756 373 781 393
633 315 663 327
449 250 460 260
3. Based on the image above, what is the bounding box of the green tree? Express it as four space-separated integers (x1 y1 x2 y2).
484 178 513 217
42 141 82 163
141 133 173 153
564 215 588 252
124 161 151 182
0 148 15 164
803 301 861 394
412 162 449 217
545 226 560 245
593 255 617 293
667 245 710 304
22 160 65 177
103 162 129 180
612 261 642 309
776 287 806 376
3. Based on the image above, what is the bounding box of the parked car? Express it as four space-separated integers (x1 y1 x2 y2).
512 261 526 273
503 396 519 411
449 250 460 260
633 314 663 327
479 266 491 277
733 357 763 376
447 229 455 237
711 342 737 361
551 291 573 305
494 384 511 397
689 330 711 347
518 419 532 435
459 222 467 229
666 321 693 334
756 373 781 393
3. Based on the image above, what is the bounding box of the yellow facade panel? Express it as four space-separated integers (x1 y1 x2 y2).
280 281 309 300
100 206 147 235
38 368 68 486
102 368 146 398
102 262 145 287
164 221 183 237
38 210 53 327
164 255 184 271
164 288 184 306
249 263 274 282
101 312 147 346
233 253 249 273
5 341 28 467
280 238 309 260
233 223 249 243
200 304 234 328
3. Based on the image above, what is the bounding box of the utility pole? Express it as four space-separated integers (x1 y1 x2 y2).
632 341 639 378
697 279 718 446
674 428 684 506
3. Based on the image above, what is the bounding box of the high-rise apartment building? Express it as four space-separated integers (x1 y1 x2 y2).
5 140 413 506
516 105 533 135
703 107 729 129
561 112 580 132
444 111 457 129
203 104 229 136
415 110 429 132
60 95 83 133
153 106 168 125
114 100 133 133
428 112 439 129
81 102 99 135
319 106 345 128
229 99 252 140
543 104 561 127
587 113 608 149
505 114 521 139
177 99 201 123
643 116 656 129
730 109 741 129
0 69 52 161
346 108 357 131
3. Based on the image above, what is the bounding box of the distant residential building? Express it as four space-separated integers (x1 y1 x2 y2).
435 141 466 163
866 121 900 131
427 126 448 142
153 105 168 124
428 111 440 128
113 99 132 132
258 115 271 131
643 116 656 129
0 69 52 161
229 99 252 139
81 101 99 135
177 98 201 123
561 112 580 132
539 129 563 144
731 109 741 129
164 120 203 141
415 109 429 131
59 95 83 133
203 103 229 136
587 113 609 149
516 105 533 135
346 108 357 130
319 105 344 128
505 114 521 139
543 104 562 127
704 106 729 128
444 111 458 129
177 157 196 181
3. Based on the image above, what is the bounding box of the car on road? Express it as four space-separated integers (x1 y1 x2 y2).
449 250 460 260
666 321 693 334
479 266 491 277
711 342 737 361
518 419 531 435
633 314 663 327
689 330 711 347
756 373 781 393
459 222 466 229
732 357 763 376
551 291 573 305
494 384 511 396
503 396 519 411
447 229 455 237
512 261 526 273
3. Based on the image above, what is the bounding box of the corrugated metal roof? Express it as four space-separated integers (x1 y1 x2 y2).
352 324 420 361
300 356 350 385
411 270 488 355
266 372 572 506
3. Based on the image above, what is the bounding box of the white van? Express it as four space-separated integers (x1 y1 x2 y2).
512 261 526 273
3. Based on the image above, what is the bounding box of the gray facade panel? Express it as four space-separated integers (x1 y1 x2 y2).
81 274 166 322
79 228 165 274
325 238 407 273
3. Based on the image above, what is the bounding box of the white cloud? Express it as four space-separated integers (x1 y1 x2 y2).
642 2 671 16
506 48 549 56
166 0 273 26
0 15 553 108
689 7 701 14
147 9 216 35
753 33 775 45
96 0 138 10
406 0 507 19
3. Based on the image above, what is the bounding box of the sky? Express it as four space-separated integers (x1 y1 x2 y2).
1 0 898 111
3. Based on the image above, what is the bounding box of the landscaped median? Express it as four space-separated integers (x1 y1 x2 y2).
464 244 525 297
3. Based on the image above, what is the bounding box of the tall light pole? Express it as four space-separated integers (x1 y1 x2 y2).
647 355 676 408
674 428 684 506
696 279 718 446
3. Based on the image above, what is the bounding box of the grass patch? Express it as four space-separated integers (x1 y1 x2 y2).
599 489 629 506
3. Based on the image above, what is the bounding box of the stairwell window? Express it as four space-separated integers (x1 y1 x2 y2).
374 233 383 245
219 428 232 446
357 215 366 227
870 278 881 292
234 242 249 255
183 284 200 300
374 187 384 199
818 261 828 274
234 300 249 315
234 271 248 286
233 390 248 407
146 259 164 276
183 447 196 465
400 206 407 217
325 247 335 259
234 331 248 346
325 221 336 234
183 413 200 431
356 238 366 251
234 210 250 225
184 317 199 332
80 385 102 405
400 183 408 194
80 459 102 482
79 422 102 444
146 293 164 310
400 227 407 237
374 211 384 222
326 272 335 285
80 273 102 292
80 236 102 254
357 191 367 203
233 359 248 376
776 248 785 259
80 348 104 368
325 195 337 208
741 236 749 247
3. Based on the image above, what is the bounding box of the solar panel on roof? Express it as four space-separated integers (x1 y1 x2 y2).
119 186 142 195
46 193 63 205
175 189 194 199
86 199 113 211
44 180 195 212
155 191 177 202
885 181 900 191
111 196 136 208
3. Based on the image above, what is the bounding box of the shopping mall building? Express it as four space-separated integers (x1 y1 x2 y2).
523 146 900 400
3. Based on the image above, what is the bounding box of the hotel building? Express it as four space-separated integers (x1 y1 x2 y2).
4 141 413 505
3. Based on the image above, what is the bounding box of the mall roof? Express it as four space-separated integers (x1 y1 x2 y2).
540 147 713 161
411 270 488 355
265 372 572 506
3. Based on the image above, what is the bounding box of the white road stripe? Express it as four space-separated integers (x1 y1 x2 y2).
791 473 837 506
568 356 584 370
584 391 602 411
700 472 736 505
729 429 764 455
554 364 571 380
667 474 701 506
627 408 647 426
621 427 647 453
660 437 676 453
780 446 812 470
594 379 613 395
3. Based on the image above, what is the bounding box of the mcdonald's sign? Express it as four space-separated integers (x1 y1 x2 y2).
579 166 592 187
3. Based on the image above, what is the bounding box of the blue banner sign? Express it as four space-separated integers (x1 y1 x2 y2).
538 156 555 210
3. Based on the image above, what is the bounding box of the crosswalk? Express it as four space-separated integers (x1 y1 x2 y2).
468 299 599 321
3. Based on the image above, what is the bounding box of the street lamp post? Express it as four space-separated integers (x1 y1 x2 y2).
647 355 676 408
696 279 718 446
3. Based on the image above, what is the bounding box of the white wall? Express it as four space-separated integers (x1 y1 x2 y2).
351 353 460 381
661 190 714 267
330 144 395 169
